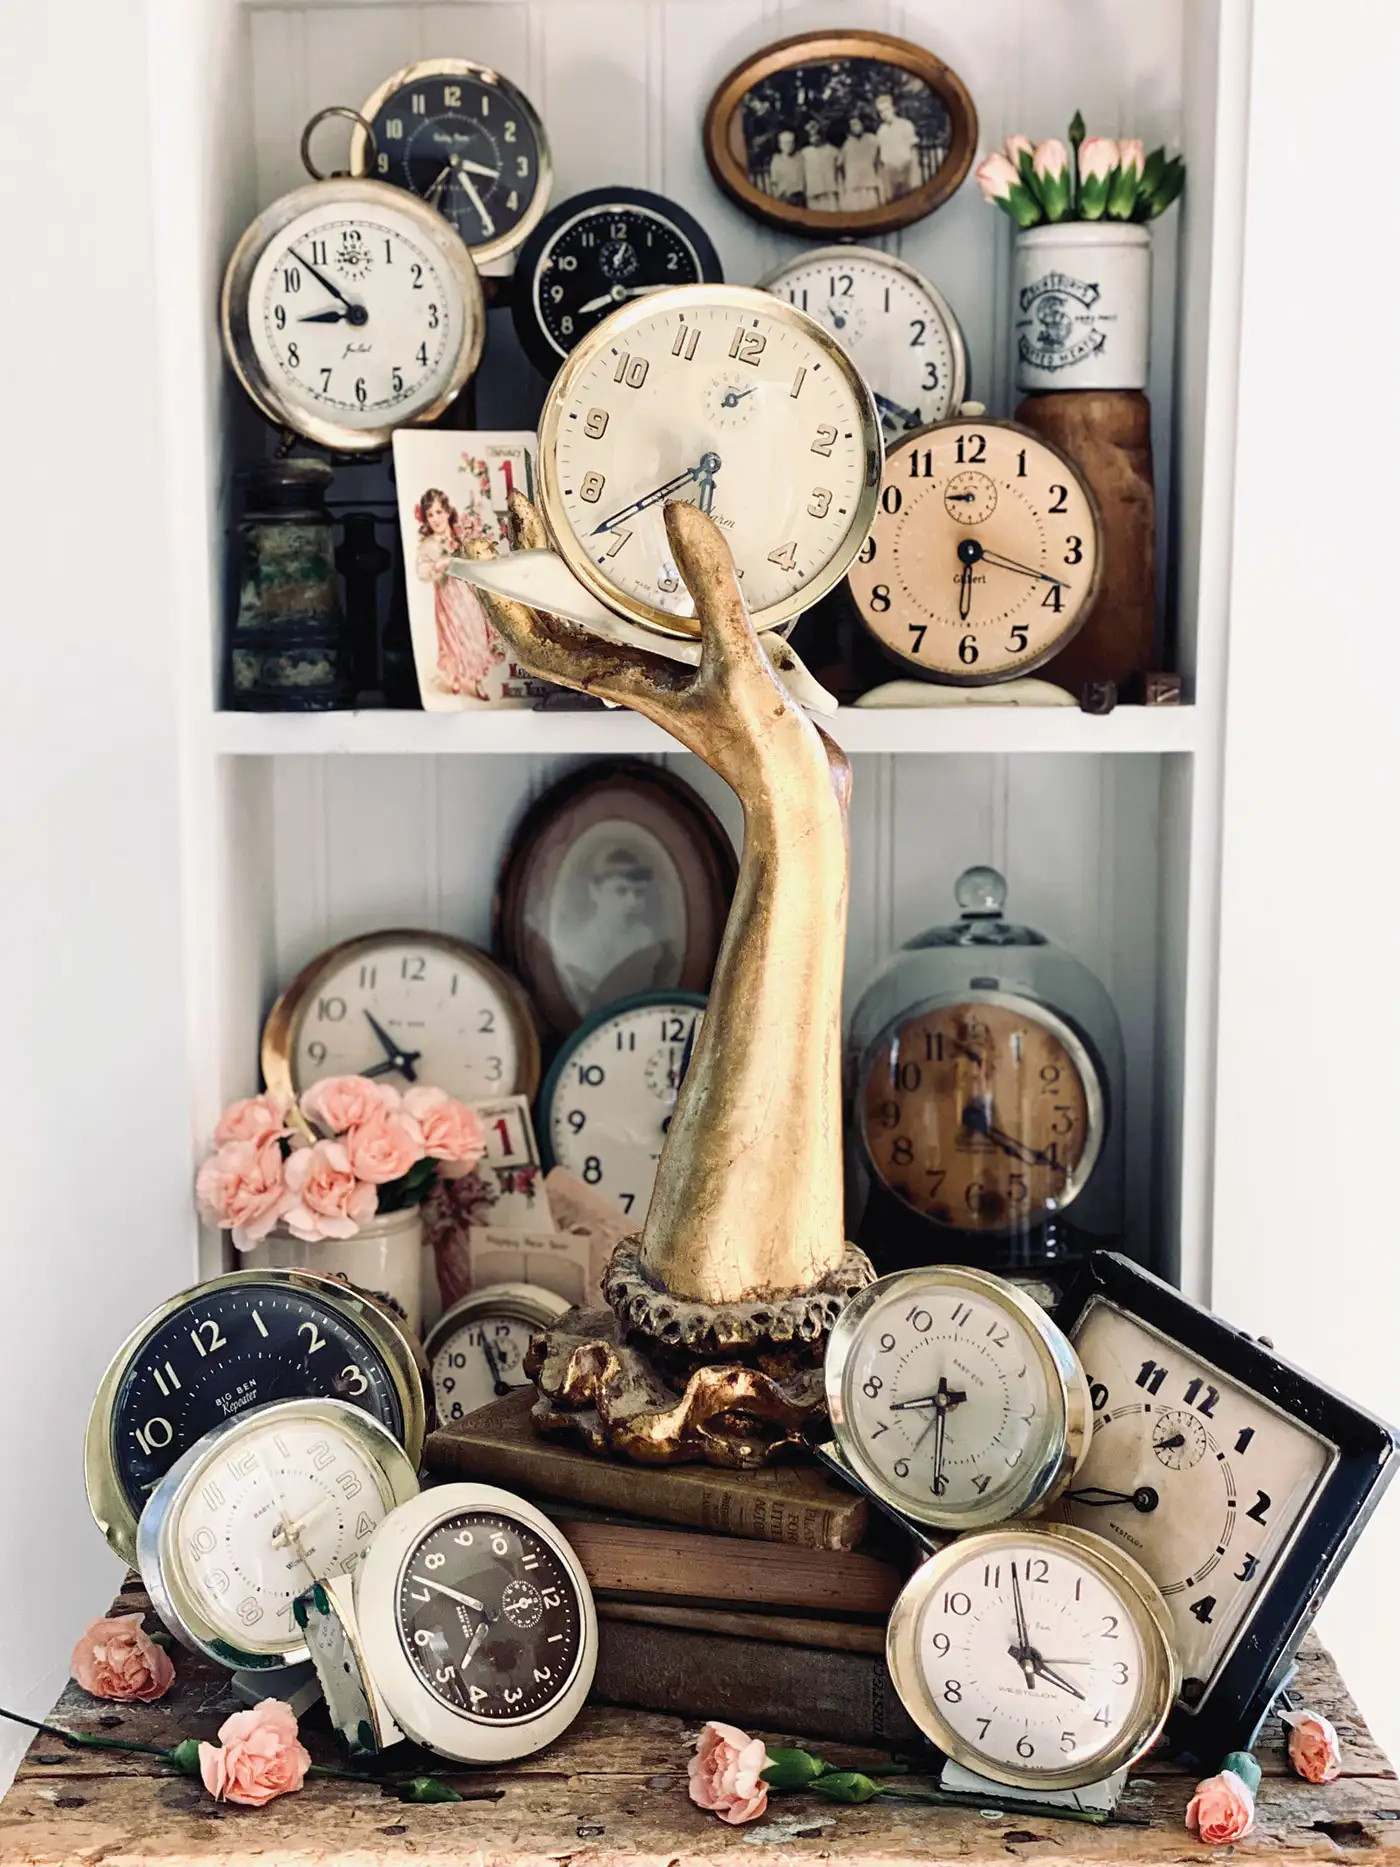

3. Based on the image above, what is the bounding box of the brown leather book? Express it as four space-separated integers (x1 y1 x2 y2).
424 1388 868 1550
596 1599 886 1655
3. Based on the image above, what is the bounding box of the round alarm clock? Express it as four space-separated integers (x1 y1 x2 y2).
221 127 485 451
85 1269 427 1566
262 929 540 1106
847 417 1101 682
759 246 966 438
512 187 723 379
540 991 705 1224
537 283 883 639
847 867 1124 1285
352 60 551 269
424 1284 570 1425
886 1523 1177 1791
824 1266 1090 1531
301 1484 597 1762
138 1397 420 1669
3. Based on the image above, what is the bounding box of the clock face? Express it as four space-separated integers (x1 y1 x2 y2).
163 1405 401 1657
1060 1298 1335 1708
847 420 1101 682
762 247 966 438
543 995 704 1225
539 284 882 635
246 198 469 432
107 1278 405 1520
397 1509 585 1721
892 1528 1171 1788
361 64 548 260
516 189 722 375
426 1292 566 1425
859 996 1104 1233
276 933 537 1103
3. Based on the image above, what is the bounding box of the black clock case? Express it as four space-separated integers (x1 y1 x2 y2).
1057 1251 1399 1764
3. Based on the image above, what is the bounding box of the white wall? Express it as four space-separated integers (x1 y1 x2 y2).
1212 0 1400 1762
0 0 197 1785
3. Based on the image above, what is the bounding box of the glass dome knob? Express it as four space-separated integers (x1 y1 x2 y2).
955 865 1008 917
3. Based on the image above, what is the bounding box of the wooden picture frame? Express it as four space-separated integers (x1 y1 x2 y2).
494 762 737 1038
703 30 977 238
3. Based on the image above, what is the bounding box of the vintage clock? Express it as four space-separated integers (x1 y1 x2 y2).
540 991 706 1224
138 1397 419 1669
262 929 540 1106
1057 1251 1400 1760
512 186 723 379
848 866 1124 1285
351 60 551 269
424 1284 570 1426
846 416 1101 682
298 1484 597 1762
85 1269 427 1566
887 1522 1177 1791
537 283 883 639
822 1267 1090 1532
221 118 485 451
759 247 967 439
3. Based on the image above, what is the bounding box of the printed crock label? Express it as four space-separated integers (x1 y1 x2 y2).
1016 269 1110 372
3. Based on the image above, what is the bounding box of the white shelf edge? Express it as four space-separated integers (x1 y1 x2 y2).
212 705 1197 758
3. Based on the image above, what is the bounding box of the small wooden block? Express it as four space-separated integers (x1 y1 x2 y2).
1140 671 1183 707
1080 679 1118 715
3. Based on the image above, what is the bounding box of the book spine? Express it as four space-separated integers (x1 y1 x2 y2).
423 1432 861 1551
591 1620 923 1748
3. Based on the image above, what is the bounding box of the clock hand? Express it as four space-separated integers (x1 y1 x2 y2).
957 557 973 621
720 386 757 409
479 1333 515 1399
960 1103 1051 1167
930 1401 948 1498
961 536 1066 588
423 163 453 209
888 1384 969 1412
288 249 368 328
1031 1658 1087 1701
298 308 350 324
576 284 672 316
410 1575 489 1616
592 455 722 534
946 491 978 503
255 1452 319 1581
271 1493 336 1548
874 391 923 431
1008 1563 1036 1689
1064 1484 1160 1514
456 158 502 181
362 1010 420 1083
455 168 496 239
462 1619 491 1668
1156 1432 1186 1450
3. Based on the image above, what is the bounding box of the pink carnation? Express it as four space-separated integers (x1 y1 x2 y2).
195 1136 290 1246
1117 136 1145 178
301 1074 400 1136
1283 1710 1342 1784
975 150 1020 204
1078 135 1120 184
402 1086 486 1165
687 1720 769 1825
213 1092 290 1147
71 1615 175 1703
198 1699 310 1808
1186 1769 1256 1844
342 1109 425 1185
281 1139 377 1241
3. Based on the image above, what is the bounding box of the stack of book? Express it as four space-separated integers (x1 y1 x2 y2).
424 1388 922 1743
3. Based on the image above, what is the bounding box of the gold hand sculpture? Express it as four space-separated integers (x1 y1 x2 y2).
468 497 873 1464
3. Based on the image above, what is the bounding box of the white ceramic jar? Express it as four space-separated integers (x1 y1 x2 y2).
246 1203 425 1336
1013 222 1151 392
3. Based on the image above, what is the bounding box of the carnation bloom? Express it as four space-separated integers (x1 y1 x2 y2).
342 1108 425 1185
1185 1769 1256 1844
213 1092 290 1147
402 1086 486 1165
1283 1710 1342 1784
301 1074 400 1135
195 1136 290 1246
1032 137 1070 184
975 149 1019 204
1004 132 1034 173
281 1138 377 1241
70 1616 175 1703
1078 135 1119 183
198 1699 311 1808
688 1721 770 1825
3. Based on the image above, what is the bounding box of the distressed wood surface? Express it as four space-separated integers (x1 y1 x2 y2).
2 1578 1397 1865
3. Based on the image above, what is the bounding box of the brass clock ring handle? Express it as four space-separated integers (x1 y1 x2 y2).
301 106 378 182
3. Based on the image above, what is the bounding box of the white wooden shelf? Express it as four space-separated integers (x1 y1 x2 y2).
213 705 1197 758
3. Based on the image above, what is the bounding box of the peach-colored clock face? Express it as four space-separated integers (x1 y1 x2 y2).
860 999 1099 1232
848 421 1100 682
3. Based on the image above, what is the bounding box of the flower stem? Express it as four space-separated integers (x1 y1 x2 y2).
0 1706 175 1760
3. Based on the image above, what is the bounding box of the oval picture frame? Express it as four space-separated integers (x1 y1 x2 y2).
495 762 737 1038
704 30 977 238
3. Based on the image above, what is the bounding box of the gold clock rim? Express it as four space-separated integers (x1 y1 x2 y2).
423 1280 571 1369
141 1397 420 1671
756 245 969 421
537 282 884 640
261 927 542 1111
84 1268 428 1567
824 1265 1089 1531
856 986 1108 1233
848 415 1104 686
220 176 486 453
886 1521 1179 1792
349 58 554 270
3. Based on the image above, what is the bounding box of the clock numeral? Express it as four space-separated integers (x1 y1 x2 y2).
227 1451 256 1481
411 92 426 115
862 1375 883 1398
577 1064 605 1086
830 273 854 297
908 448 933 478
354 377 367 407
377 153 389 173
955 433 986 465
1064 535 1084 565
427 303 440 329
307 1040 327 1065
307 1439 335 1472
401 955 426 981
410 263 423 290
135 1417 173 1458
579 471 606 504
299 1320 327 1356
583 1156 602 1185
443 84 462 106
868 583 891 612
385 118 403 139
612 351 649 389
152 1361 181 1398
335 1470 362 1499
309 240 327 265
728 327 766 366
1235 1427 1255 1455
790 366 806 398
317 995 347 1022
942 1591 972 1616
416 343 428 367
584 406 609 439
516 156 530 178
949 1302 972 1329
1007 624 1029 654
977 1717 993 1740
505 120 519 144
1016 1735 1035 1759
1093 1704 1112 1726
1008 1174 1029 1204
566 1109 585 1134
905 1305 933 1333
669 326 700 361
880 485 903 516
1049 483 1069 513
604 527 631 559
286 343 300 370
958 634 979 665
986 1323 1010 1349
189 1319 227 1358
1016 448 1028 477
282 267 301 293
923 360 940 389
1135 1359 1169 1396
811 424 837 457
480 93 490 116
1024 1558 1049 1584
339 1363 369 1396
1235 1550 1259 1583
893 1457 910 1480
491 1532 509 1556
618 1192 635 1212
907 623 927 655
889 1136 913 1166
1189 1596 1217 1625
1245 1489 1272 1525
895 1061 921 1092
908 318 926 346
616 1029 636 1051
983 1563 1000 1588
768 541 798 572
857 535 876 566
187 1528 217 1562
1041 583 1064 613
274 305 286 331
359 963 377 989
533 1666 553 1683
237 1597 263 1626
477 1007 495 1033
319 369 332 393
1090 1381 1109 1411
1182 1377 1220 1417
807 487 832 519
503 1687 523 1705
971 1474 991 1494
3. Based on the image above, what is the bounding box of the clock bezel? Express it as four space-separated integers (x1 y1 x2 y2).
847 416 1104 685
512 185 725 379
85 1267 427 1566
261 926 542 1110
757 245 969 430
356 1482 598 1762
886 1522 1178 1791
536 282 884 639
137 1397 420 1671
824 1265 1091 1530
350 58 554 269
220 176 485 452
1058 1251 1399 1761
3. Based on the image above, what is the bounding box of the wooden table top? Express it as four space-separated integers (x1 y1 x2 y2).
2 1576 1397 1865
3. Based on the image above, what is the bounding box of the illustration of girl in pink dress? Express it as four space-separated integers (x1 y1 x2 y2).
414 486 502 700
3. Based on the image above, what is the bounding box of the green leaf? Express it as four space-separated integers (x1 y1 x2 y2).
810 1771 884 1805
762 1747 828 1789
167 1739 204 1778
1147 156 1185 217
394 1776 464 1803
1222 1750 1262 1797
